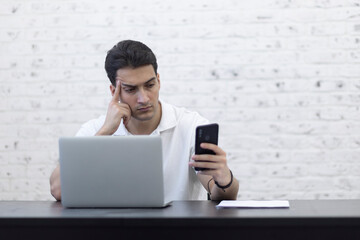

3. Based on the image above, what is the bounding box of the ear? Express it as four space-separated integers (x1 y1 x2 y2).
109 84 116 97
157 73 160 89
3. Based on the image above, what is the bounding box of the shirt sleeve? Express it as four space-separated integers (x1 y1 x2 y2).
188 113 211 200
75 116 106 137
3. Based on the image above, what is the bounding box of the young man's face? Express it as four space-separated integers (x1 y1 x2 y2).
112 64 160 122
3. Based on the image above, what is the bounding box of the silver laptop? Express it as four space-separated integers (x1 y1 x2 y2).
59 136 169 208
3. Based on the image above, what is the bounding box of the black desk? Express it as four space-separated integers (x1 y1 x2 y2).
1 200 360 240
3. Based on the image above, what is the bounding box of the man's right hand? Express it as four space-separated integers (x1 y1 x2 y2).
96 80 131 136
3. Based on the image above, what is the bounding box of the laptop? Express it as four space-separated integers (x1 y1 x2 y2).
59 135 169 208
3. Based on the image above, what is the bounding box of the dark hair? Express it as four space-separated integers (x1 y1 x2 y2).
104 40 158 86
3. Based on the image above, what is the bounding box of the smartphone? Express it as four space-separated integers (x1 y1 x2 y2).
194 123 219 171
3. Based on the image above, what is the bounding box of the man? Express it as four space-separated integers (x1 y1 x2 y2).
50 40 239 201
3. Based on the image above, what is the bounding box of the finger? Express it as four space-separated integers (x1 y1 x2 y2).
189 161 216 171
192 154 219 162
200 143 226 156
122 107 132 126
112 79 121 102
116 104 131 125
197 169 218 176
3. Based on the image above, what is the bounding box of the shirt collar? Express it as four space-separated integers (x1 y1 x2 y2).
113 99 177 136
156 99 177 133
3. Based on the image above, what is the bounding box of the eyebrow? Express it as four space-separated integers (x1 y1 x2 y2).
121 77 156 88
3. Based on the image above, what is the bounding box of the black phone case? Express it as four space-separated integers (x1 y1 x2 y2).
194 123 219 171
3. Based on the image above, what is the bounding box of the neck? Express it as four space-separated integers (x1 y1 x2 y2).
126 102 162 135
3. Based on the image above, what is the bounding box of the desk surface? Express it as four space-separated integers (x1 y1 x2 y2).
1 200 360 221
1 200 360 239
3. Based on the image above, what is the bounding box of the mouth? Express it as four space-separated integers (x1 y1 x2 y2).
137 106 152 112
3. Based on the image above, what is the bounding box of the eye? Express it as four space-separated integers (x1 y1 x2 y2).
125 88 135 93
146 84 155 88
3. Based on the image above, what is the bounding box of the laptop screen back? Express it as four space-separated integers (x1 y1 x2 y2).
59 136 165 207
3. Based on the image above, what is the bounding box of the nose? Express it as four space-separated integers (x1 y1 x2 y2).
137 88 149 104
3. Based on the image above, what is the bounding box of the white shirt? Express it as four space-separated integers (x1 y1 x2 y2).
75 100 209 202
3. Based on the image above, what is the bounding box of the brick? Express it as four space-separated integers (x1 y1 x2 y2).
0 30 24 42
301 51 348 63
283 8 328 22
0 165 26 178
0 151 57 165
43 15 86 28
310 23 348 36
328 36 360 49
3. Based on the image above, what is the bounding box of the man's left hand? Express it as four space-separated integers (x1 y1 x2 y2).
189 143 232 186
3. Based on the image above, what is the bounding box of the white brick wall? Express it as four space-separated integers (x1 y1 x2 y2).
0 0 359 200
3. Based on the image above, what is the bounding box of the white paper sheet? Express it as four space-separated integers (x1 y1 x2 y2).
216 200 290 208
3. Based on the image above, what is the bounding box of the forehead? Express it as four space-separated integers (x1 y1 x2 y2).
115 65 156 85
